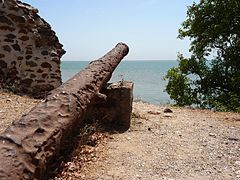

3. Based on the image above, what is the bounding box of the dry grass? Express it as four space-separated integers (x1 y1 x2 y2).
51 122 107 180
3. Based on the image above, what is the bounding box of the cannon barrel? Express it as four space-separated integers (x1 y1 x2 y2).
0 43 129 179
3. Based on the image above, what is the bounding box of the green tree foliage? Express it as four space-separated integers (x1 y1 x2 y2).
165 0 240 112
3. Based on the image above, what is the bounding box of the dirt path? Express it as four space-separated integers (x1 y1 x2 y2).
57 102 240 180
0 91 240 179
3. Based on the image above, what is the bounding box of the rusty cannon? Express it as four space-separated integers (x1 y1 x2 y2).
0 43 133 179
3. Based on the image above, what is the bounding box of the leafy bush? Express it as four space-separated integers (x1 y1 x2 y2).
165 0 240 112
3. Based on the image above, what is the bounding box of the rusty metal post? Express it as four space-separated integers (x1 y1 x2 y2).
0 43 129 179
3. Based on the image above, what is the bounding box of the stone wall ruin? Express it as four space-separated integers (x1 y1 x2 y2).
0 0 65 98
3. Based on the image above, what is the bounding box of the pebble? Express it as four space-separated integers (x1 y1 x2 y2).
164 108 173 113
209 133 216 137
236 170 240 175
163 115 172 118
228 137 239 141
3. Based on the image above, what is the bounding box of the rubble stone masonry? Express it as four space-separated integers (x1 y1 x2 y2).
0 0 65 98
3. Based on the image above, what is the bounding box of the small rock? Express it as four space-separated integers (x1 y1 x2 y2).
148 127 151 131
211 108 216 112
147 111 161 115
127 137 131 140
228 137 239 141
209 133 216 137
163 115 172 118
164 108 173 113
236 170 240 175
217 170 222 173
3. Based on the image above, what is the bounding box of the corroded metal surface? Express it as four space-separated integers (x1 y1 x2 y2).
0 43 129 179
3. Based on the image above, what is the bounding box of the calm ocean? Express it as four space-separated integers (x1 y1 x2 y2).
61 60 178 105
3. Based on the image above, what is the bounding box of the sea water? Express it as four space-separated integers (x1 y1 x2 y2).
61 60 178 105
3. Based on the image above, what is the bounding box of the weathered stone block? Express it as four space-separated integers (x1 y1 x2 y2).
87 81 133 130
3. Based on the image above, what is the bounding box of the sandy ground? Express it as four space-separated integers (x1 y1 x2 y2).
0 92 240 179
56 102 240 180
0 91 41 133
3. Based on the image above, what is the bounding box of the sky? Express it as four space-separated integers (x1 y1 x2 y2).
23 0 196 61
